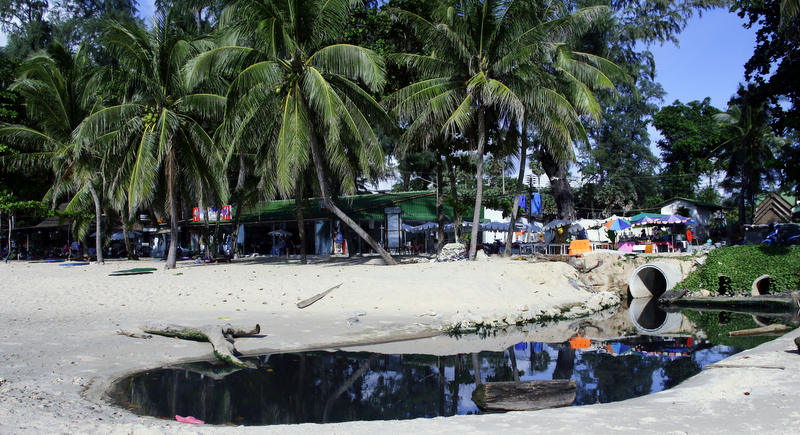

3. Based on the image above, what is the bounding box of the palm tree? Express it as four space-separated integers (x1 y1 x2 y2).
0 42 107 264
714 85 785 229
190 0 397 265
85 11 227 269
385 0 617 259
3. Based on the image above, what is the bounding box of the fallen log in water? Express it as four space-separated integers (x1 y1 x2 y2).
727 324 791 337
138 322 260 367
472 380 577 412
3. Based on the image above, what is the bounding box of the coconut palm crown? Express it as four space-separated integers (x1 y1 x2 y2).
0 41 109 264
384 0 619 259
189 0 397 264
84 10 227 269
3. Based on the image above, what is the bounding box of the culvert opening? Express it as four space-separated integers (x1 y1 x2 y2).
629 267 667 298
752 275 771 296
718 276 732 295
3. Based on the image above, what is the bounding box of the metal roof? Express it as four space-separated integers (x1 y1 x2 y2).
239 191 484 223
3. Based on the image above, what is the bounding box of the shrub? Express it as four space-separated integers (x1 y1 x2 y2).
680 245 800 295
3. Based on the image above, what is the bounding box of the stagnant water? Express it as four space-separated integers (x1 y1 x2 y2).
109 306 788 426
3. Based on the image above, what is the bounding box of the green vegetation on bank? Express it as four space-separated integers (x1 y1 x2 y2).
680 245 800 295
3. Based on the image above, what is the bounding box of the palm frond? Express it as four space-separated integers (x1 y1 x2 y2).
310 44 386 93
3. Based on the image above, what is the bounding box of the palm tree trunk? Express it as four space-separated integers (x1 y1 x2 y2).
436 152 445 256
198 198 206 256
213 203 222 257
165 151 179 269
294 180 307 264
538 149 576 220
5 214 11 263
739 173 746 229
231 201 243 258
302 102 396 265
447 157 462 242
504 119 528 257
121 204 138 260
469 108 487 260
88 183 104 265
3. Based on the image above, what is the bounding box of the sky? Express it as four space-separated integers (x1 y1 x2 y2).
647 7 759 111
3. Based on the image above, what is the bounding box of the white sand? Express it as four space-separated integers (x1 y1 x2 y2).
1 254 798 434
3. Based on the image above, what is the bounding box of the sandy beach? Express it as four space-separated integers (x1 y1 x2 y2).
1 253 798 434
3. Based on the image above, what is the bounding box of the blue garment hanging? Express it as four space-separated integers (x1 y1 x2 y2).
531 193 542 214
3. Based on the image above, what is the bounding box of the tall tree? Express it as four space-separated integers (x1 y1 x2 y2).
386 0 616 259
579 79 662 216
543 0 726 219
714 84 785 229
86 11 227 269
48 0 141 64
734 0 800 194
0 42 107 263
0 0 53 59
191 0 398 265
652 98 723 200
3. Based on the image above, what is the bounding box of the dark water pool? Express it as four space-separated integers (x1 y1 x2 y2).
109 308 788 426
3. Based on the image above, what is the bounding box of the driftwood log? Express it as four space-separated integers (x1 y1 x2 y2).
728 324 791 337
297 283 342 309
139 322 260 367
472 380 577 412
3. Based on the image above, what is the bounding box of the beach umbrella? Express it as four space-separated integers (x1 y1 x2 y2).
268 229 293 236
570 219 601 231
652 214 691 225
444 222 473 231
402 224 415 232
543 219 572 230
480 221 508 231
110 231 141 240
604 218 632 231
410 222 439 233
631 216 660 226
480 221 527 231
629 212 665 222
526 222 543 232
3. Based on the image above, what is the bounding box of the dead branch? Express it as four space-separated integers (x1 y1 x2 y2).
138 321 260 367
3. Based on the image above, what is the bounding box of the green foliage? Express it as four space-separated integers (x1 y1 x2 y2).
680 245 800 295
653 98 724 199
734 0 799 134
579 81 663 213
715 84 785 228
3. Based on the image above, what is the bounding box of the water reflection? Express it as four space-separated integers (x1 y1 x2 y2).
111 303 764 426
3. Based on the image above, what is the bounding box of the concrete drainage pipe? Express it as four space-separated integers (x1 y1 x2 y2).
751 274 772 327
751 274 771 296
629 297 684 334
628 262 684 299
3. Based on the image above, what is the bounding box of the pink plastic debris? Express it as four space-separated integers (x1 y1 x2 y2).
175 415 205 424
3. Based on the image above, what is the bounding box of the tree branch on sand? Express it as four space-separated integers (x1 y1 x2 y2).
138 322 260 367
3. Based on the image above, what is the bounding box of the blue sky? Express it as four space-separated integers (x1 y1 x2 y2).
647 7 758 111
